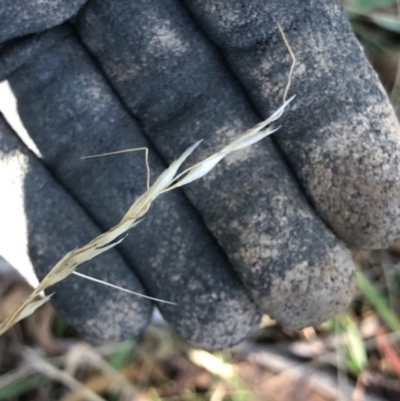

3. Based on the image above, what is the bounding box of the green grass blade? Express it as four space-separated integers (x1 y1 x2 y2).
370 14 400 33
346 0 398 14
344 315 368 374
0 375 45 400
109 341 135 370
356 270 400 332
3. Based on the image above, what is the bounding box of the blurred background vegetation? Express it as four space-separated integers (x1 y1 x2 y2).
1 1 400 400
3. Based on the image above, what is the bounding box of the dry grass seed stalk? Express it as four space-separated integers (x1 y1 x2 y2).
0 24 296 336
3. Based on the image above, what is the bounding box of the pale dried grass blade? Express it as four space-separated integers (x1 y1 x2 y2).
276 21 297 102
72 271 177 305
82 147 151 190
81 147 148 159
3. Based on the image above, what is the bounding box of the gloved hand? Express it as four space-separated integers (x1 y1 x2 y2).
0 0 399 349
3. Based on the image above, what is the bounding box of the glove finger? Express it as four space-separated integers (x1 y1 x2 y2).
183 0 400 249
76 0 355 327
4 27 261 349
0 113 152 341
0 0 87 43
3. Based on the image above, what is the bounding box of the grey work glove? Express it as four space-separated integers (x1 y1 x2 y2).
0 0 399 349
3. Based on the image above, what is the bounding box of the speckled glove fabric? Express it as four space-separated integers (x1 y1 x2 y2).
0 0 399 349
